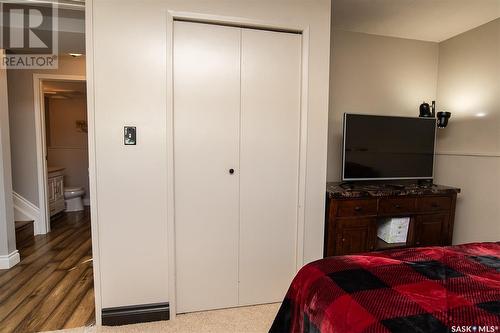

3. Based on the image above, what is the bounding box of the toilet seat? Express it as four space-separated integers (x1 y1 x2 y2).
65 186 84 192
64 187 84 197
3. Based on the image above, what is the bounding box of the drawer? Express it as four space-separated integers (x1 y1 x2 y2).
337 199 377 217
417 196 451 212
379 197 416 215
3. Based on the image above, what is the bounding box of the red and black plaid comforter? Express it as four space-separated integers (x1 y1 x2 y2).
270 242 500 333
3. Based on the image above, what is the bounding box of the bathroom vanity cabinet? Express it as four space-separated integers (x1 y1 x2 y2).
48 167 65 217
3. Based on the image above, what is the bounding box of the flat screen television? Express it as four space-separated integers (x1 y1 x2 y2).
342 114 436 181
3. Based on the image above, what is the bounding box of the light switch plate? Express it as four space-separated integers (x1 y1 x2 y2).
124 126 136 145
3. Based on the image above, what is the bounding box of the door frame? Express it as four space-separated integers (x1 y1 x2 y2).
166 11 310 317
33 73 86 235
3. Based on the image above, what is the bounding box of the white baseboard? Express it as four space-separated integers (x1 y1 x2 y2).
12 192 42 234
0 250 20 269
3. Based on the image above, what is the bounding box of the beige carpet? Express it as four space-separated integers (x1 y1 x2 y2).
46 303 281 333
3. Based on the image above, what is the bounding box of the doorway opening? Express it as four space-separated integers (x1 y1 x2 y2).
0 1 95 330
40 78 89 231
0 73 95 332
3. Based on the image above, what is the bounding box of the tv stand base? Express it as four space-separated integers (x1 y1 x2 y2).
324 182 460 257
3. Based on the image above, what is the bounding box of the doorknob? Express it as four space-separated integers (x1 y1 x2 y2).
229 169 235 174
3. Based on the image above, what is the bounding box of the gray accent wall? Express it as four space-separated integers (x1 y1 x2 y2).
434 18 500 243
327 18 500 244
327 29 439 181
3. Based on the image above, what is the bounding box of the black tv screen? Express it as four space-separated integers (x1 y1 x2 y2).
342 114 436 181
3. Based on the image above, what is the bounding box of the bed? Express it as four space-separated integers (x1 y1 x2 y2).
270 242 500 333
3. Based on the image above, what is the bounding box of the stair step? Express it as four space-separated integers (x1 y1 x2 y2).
15 220 34 250
15 220 33 229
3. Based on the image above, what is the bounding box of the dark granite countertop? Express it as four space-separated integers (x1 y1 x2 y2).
327 182 461 199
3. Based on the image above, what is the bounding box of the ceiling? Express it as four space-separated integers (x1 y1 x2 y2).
43 80 86 99
17 0 499 51
333 0 500 42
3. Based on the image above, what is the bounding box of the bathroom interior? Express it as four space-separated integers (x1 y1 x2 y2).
44 80 89 223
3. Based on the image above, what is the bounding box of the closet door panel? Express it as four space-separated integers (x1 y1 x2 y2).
239 29 302 304
173 21 240 313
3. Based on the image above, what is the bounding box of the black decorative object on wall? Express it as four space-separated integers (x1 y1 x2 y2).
437 111 451 128
419 102 432 117
419 101 451 128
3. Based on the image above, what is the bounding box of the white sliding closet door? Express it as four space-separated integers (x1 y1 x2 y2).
173 21 241 313
174 20 302 313
239 29 302 304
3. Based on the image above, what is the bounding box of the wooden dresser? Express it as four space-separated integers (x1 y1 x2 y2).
324 182 461 257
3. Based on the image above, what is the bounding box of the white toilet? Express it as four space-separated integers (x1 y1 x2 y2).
64 187 85 212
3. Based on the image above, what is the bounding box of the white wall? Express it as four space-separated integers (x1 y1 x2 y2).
47 96 90 202
89 0 331 309
327 30 439 180
434 18 500 244
0 50 18 265
7 56 86 206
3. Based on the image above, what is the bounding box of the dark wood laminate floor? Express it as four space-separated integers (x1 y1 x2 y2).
0 208 95 333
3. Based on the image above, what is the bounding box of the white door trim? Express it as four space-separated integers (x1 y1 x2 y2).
84 0 102 325
33 73 86 235
166 11 310 316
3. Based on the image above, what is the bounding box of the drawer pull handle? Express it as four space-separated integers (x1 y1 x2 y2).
354 206 362 212
395 204 401 209
342 238 346 242
431 203 439 208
